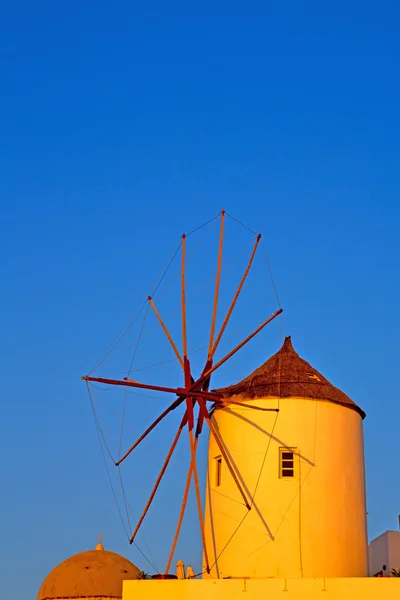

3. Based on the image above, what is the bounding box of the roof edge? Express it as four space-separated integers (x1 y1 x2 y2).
214 392 366 419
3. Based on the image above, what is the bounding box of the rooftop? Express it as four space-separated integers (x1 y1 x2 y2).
216 336 365 419
36 543 140 600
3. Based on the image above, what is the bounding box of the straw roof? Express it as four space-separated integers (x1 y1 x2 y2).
216 336 365 419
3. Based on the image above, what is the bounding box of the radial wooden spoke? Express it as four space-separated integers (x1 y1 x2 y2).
148 296 184 370
198 397 251 509
165 437 197 573
82 375 221 402
195 405 206 436
115 396 186 466
129 412 188 545
195 308 283 391
165 400 209 574
185 395 195 432
181 233 188 360
193 361 213 437
189 428 210 572
82 375 182 395
211 233 261 358
208 210 225 359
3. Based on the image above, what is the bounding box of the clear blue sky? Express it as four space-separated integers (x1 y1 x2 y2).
1 2 400 598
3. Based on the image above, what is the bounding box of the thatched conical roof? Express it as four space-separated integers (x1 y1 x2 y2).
216 336 365 419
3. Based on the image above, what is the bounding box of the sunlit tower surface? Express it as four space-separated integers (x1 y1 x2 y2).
203 336 368 578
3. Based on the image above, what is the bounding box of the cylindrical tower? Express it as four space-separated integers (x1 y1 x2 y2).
203 337 368 579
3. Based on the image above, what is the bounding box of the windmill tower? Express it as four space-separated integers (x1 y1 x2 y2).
203 336 368 579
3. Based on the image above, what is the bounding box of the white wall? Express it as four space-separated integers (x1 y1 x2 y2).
369 531 400 575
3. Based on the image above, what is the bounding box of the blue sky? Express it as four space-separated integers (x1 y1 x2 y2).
1 2 400 598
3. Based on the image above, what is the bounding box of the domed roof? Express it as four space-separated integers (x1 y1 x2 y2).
37 543 140 600
216 336 366 419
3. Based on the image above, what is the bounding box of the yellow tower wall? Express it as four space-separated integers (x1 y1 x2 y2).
203 396 368 578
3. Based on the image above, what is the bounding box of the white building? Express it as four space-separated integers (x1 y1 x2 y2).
369 530 400 576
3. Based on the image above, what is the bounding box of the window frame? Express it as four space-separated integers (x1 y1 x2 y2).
214 455 222 487
279 447 296 479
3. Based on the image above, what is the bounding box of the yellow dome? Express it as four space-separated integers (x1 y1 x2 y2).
37 546 140 600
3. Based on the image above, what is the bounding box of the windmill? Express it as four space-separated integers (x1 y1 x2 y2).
82 210 282 576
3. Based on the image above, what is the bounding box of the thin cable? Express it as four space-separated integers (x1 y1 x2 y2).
118 467 160 573
210 488 246 506
132 540 158 572
90 387 185 473
186 212 220 237
97 220 218 372
261 240 281 308
225 211 257 235
90 383 120 391
108 357 183 376
120 303 151 459
124 390 172 401
88 385 158 571
118 467 133 538
90 238 182 375
127 303 150 374
250 411 279 503
89 300 147 375
99 300 278 389
119 396 127 462
245 410 318 562
150 240 182 298
91 398 118 464
89 212 270 376
91 380 167 400
97 236 254 372
121 479 160 572
123 464 175 536
153 217 219 303
92 392 164 558
91 386 182 535
206 411 280 575
90 214 217 375
88 384 129 537
246 466 314 560
107 305 275 376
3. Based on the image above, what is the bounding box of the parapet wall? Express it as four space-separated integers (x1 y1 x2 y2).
123 577 399 600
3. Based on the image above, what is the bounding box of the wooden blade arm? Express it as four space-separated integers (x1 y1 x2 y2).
82 375 222 402
198 397 251 510
189 429 210 572
181 234 188 359
211 233 261 358
165 438 196 573
82 375 181 395
208 210 225 358
148 296 184 369
129 412 188 544
116 396 186 466
195 308 283 391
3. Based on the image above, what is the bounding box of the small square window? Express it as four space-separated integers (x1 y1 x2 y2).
279 448 296 478
215 456 222 487
282 468 294 477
